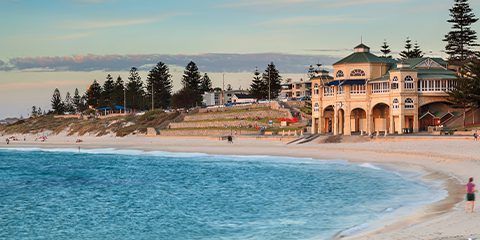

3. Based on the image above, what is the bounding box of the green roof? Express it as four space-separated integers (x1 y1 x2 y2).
333 52 396 65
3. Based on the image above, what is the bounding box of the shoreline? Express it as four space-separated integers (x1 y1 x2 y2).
1 134 478 239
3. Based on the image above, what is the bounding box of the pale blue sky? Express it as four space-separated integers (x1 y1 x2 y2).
1 0 478 60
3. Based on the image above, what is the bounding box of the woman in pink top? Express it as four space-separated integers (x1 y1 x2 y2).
466 177 475 213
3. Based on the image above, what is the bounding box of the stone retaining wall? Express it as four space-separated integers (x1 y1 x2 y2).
184 109 288 121
169 120 267 129
160 129 258 136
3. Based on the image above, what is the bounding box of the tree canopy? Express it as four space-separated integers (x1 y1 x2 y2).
444 0 479 64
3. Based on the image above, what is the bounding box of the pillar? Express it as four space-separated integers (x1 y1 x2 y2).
345 114 352 136
367 111 373 135
311 118 317 134
399 114 405 135
333 109 339 135
389 115 395 134
319 114 324 134
413 113 419 133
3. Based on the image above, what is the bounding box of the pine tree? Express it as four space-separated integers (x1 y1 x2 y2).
250 67 266 100
171 88 198 109
444 0 479 64
86 80 102 108
31 106 37 117
126 67 145 111
380 40 392 58
181 61 203 106
51 88 65 115
146 62 173 109
400 37 413 59
200 73 213 93
307 65 316 79
64 91 75 113
102 74 115 107
73 88 82 113
448 54 480 126
411 41 424 58
113 76 125 107
262 62 282 100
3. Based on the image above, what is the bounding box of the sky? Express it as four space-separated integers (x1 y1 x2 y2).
0 0 479 118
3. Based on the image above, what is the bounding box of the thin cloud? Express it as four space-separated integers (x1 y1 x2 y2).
48 32 93 41
258 15 371 27
2 53 338 73
218 0 407 8
217 0 314 8
65 13 182 30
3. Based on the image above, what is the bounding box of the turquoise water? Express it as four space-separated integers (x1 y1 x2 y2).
0 148 443 240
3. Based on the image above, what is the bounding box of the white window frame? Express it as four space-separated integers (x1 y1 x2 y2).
404 76 414 90
405 98 414 109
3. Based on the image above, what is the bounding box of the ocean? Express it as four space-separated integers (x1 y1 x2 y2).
0 148 445 239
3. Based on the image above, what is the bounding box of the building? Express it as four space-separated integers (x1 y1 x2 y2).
280 78 312 100
223 89 250 104
202 89 251 106
311 43 458 135
202 90 222 107
232 93 257 104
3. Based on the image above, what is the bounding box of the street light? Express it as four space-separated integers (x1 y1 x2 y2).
123 83 127 115
268 67 271 101
151 81 154 111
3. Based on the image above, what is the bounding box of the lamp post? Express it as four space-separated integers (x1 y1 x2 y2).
268 67 271 101
151 81 154 111
123 83 126 115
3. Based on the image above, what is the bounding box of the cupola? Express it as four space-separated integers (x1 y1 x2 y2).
354 43 370 53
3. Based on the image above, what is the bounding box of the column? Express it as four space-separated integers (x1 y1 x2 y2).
413 113 419 133
345 114 352 136
367 111 373 135
389 114 395 134
399 114 405 135
311 118 317 134
333 109 338 135
319 113 324 134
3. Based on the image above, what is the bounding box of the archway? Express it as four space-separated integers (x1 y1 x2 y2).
350 108 366 134
419 101 455 131
323 105 334 134
372 103 390 134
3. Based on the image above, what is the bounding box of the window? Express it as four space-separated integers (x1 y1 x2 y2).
405 98 414 109
323 86 334 96
350 69 366 77
350 85 366 94
404 76 414 89
336 70 344 78
393 98 399 109
314 103 319 112
372 82 390 93
313 84 319 95
391 76 399 89
338 85 344 95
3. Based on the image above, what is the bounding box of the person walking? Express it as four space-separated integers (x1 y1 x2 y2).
474 131 478 141
466 177 476 213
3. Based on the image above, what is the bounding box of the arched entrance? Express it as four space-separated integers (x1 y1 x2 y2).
350 108 366 134
419 102 454 131
323 105 334 134
372 103 390 134
337 109 345 135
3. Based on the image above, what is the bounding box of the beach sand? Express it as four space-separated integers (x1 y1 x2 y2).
1 133 480 239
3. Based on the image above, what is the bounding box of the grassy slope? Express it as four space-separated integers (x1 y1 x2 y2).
0 110 180 137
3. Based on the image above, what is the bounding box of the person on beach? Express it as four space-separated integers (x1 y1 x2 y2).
5 138 9 145
474 131 478 141
466 177 476 213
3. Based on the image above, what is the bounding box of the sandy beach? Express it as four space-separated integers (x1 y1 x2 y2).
1 134 480 239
